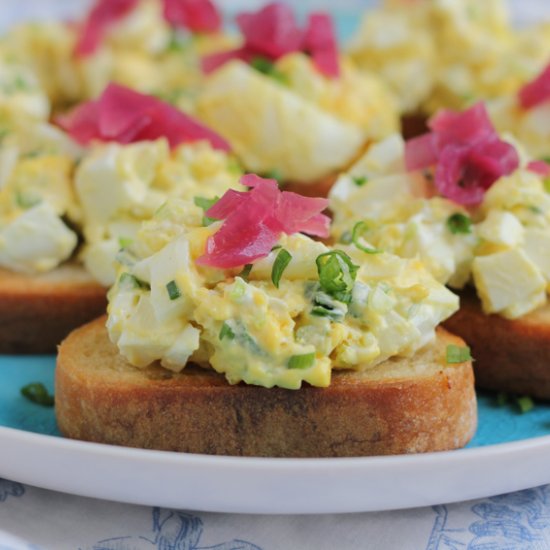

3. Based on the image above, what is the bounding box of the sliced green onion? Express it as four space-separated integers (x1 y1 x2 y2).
250 56 287 84
193 195 220 226
352 175 368 187
239 264 253 282
352 221 383 254
15 191 41 209
166 280 181 301
288 353 315 370
311 291 347 321
516 395 534 414
316 250 359 304
496 392 508 406
264 168 284 182
20 383 54 407
339 231 352 244
119 272 150 290
445 344 472 363
219 322 235 341
118 236 133 249
271 248 292 288
446 213 472 235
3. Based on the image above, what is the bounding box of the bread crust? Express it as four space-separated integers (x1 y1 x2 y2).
0 264 107 354
56 316 477 457
444 288 550 399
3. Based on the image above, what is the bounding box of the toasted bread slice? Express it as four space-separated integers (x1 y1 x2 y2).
444 288 550 399
0 264 107 354
56 316 477 457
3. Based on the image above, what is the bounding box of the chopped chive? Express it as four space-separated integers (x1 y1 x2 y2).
193 195 220 226
239 264 253 281
264 168 284 182
20 382 54 407
219 321 235 341
288 352 315 370
516 395 534 414
119 272 150 290
316 250 359 304
339 231 352 244
352 175 368 187
445 344 471 363
352 221 383 254
166 280 181 300
528 205 543 215
446 213 472 235
250 56 288 84
271 248 292 288
496 392 508 406
118 236 133 249
15 191 41 209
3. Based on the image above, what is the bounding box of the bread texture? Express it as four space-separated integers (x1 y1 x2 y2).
444 288 550 399
0 263 107 354
56 316 477 457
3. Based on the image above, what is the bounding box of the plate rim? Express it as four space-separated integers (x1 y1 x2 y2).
3 425 550 514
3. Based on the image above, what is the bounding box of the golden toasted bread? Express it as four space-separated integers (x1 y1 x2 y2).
55 316 477 457
0 264 107 353
444 288 550 399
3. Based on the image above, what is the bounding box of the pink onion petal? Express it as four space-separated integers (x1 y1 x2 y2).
236 2 303 60
55 100 101 145
404 132 439 171
435 139 519 206
57 82 230 151
302 13 340 78
527 159 550 177
518 63 550 110
198 174 331 268
429 102 496 149
75 0 139 57
162 0 222 33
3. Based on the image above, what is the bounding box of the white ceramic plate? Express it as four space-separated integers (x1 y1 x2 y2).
3 425 550 514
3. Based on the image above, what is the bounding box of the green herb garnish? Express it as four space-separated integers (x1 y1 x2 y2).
118 236 133 249
445 344 472 363
20 383 54 407
351 221 383 254
193 196 220 226
250 56 287 84
219 321 235 341
516 396 535 414
446 213 472 235
288 353 315 370
352 175 368 187
15 191 41 209
166 280 182 301
316 250 359 304
239 264 253 282
311 291 347 321
271 248 292 288
119 272 150 290
544 178 550 194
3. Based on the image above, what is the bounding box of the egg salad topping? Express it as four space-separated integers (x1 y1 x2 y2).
75 138 242 286
0 0 235 113
329 133 550 319
0 115 82 274
107 196 458 389
347 0 549 115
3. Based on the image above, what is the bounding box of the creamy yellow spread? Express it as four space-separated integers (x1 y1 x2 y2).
347 0 550 115
329 135 550 319
106 197 458 389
